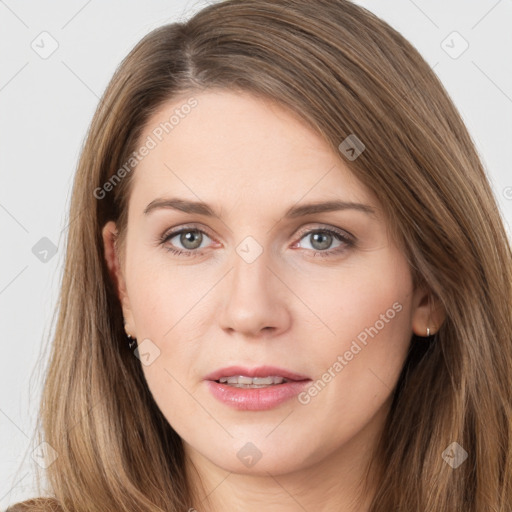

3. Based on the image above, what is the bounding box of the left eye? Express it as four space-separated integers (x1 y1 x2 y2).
296 229 346 252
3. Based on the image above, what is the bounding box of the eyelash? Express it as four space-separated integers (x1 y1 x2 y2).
158 224 355 259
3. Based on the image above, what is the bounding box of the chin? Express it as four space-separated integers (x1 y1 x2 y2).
200 436 320 476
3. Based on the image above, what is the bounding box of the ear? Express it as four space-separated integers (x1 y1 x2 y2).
411 286 445 337
101 220 136 338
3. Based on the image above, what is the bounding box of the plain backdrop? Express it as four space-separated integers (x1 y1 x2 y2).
1 0 511 507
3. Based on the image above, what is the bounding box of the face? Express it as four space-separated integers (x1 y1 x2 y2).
102 89 431 478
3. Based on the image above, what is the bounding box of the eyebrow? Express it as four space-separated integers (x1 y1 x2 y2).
144 197 375 218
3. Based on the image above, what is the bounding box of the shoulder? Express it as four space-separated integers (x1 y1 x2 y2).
6 498 63 511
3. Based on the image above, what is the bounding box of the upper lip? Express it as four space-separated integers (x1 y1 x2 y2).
204 365 311 382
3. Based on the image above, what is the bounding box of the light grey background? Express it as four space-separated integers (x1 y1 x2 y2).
1 0 511 507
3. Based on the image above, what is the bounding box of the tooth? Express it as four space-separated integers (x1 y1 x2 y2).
252 377 275 385
216 375 289 386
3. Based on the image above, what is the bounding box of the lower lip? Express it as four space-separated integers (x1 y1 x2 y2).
205 380 311 410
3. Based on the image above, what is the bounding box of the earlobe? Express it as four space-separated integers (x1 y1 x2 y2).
411 288 446 338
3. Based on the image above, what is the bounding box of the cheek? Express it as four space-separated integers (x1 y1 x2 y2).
125 252 211 338
296 251 414 418
123 258 215 426
294 249 413 346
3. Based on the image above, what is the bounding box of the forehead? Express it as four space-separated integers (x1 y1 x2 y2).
129 89 375 212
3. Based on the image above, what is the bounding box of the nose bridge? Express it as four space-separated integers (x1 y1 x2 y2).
229 236 273 302
217 234 290 336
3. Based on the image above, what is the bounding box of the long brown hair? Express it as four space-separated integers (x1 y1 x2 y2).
9 0 512 510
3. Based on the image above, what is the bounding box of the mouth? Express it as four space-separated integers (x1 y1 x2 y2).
215 375 292 388
204 366 312 410
204 365 311 386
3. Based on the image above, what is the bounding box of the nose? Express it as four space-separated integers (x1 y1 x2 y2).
217 246 292 338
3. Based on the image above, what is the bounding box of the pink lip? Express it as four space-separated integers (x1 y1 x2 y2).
204 365 310 382
204 365 311 411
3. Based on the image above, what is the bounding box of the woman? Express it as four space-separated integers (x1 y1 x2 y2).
9 0 512 510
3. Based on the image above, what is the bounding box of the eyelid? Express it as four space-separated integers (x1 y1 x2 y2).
294 223 355 243
159 223 216 242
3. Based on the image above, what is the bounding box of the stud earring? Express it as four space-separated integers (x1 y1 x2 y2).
426 326 430 337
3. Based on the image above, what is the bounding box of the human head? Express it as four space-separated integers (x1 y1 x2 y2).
27 1 512 511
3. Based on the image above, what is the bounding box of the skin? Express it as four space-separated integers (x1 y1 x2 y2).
102 89 442 512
